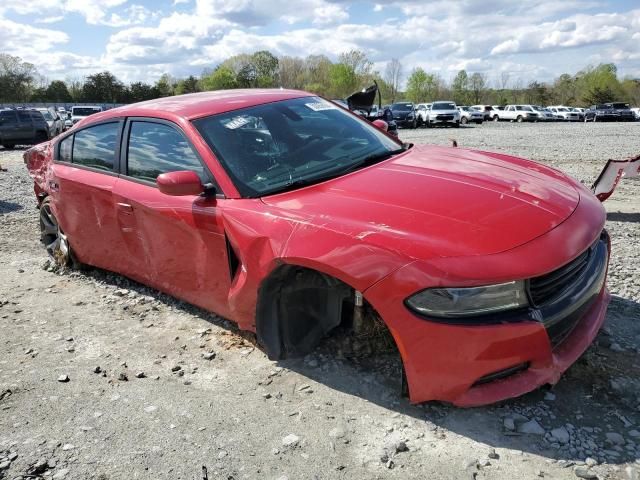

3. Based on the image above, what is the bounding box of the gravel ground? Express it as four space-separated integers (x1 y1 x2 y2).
1 122 640 480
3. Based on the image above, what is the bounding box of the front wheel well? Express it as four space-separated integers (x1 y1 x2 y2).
256 265 353 359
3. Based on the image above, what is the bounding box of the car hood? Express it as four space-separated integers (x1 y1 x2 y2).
262 145 580 260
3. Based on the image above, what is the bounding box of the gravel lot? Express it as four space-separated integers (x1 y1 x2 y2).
1 121 640 480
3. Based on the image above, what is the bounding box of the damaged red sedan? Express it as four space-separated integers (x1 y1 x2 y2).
25 90 610 406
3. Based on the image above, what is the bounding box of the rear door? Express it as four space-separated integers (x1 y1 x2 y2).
15 110 35 141
112 118 231 315
50 120 125 270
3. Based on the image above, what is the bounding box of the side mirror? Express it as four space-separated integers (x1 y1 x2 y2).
157 170 204 196
372 119 388 132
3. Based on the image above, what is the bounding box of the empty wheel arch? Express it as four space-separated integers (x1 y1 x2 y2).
255 264 399 362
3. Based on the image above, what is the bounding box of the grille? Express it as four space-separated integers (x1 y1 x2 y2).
528 246 592 306
436 114 454 120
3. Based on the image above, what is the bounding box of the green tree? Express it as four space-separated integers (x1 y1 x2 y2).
252 50 279 87
577 64 622 105
200 66 238 90
81 71 126 103
129 82 159 102
0 53 38 102
469 72 487 104
328 63 357 98
405 67 438 103
155 73 176 97
175 75 200 95
45 80 72 102
451 70 470 105
526 81 548 105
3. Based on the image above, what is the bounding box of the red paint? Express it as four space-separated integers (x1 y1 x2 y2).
24 90 609 406
157 170 205 196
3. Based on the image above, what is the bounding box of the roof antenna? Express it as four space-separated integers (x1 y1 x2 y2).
450 138 458 147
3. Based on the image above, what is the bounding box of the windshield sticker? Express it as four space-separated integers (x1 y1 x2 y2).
224 116 251 130
305 102 336 112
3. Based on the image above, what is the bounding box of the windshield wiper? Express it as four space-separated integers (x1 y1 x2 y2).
337 145 409 175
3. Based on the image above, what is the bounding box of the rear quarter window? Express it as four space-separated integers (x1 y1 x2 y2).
58 135 72 162
0 111 17 125
72 123 119 171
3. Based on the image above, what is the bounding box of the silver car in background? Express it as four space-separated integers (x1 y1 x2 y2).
457 106 484 124
548 106 581 121
35 107 64 137
425 101 461 127
531 106 556 121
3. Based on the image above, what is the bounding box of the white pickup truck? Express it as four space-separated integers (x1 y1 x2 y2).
494 105 541 122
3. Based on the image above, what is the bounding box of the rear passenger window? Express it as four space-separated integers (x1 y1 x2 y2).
59 136 72 162
17 111 32 123
73 123 118 171
127 121 206 183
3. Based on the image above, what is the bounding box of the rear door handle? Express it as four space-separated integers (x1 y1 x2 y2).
117 202 133 212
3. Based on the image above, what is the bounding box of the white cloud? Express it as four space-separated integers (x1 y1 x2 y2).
313 4 349 25
35 15 65 24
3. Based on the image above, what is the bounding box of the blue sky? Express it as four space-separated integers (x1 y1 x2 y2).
1 0 638 86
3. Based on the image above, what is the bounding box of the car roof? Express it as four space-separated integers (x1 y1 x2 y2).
87 89 312 124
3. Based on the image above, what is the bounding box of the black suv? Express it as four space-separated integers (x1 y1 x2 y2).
0 109 50 149
585 103 635 122
390 102 417 129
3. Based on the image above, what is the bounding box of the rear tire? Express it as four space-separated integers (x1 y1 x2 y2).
2 143 15 150
39 197 83 269
493 115 499 122
516 115 523 123
460 117 468 125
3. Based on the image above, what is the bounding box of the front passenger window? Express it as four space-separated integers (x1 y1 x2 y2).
127 121 206 183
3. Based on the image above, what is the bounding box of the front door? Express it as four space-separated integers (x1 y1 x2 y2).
112 119 231 316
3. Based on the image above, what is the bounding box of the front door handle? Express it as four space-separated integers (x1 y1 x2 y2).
49 181 59 191
116 202 133 212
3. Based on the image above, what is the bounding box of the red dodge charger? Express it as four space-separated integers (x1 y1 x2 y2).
25 89 610 406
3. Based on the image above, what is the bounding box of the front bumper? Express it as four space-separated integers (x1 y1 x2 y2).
429 114 460 125
364 192 609 406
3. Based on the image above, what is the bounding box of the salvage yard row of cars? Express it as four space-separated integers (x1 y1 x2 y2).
23 88 630 406
369 101 639 128
0 105 103 149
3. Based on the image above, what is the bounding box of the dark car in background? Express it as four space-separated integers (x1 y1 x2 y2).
390 102 417 128
0 109 50 149
585 103 635 122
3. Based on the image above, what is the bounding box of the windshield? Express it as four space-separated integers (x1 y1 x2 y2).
611 103 628 109
391 103 413 111
432 103 456 110
39 111 53 120
194 96 403 197
72 107 101 116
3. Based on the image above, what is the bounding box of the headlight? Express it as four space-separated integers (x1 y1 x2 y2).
405 281 529 318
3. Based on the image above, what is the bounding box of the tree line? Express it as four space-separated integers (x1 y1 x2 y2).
1 51 639 107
